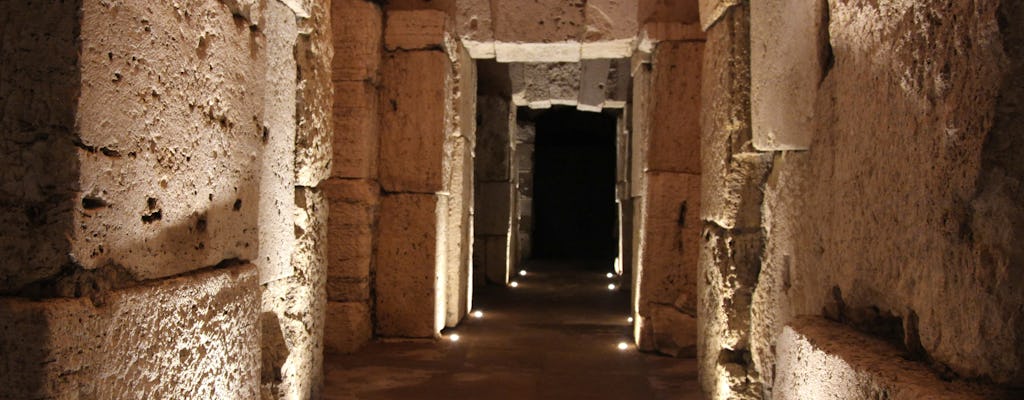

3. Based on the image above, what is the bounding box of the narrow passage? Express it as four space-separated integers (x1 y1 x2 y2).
324 260 704 399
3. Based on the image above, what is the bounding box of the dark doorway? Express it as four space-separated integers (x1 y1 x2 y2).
531 107 618 263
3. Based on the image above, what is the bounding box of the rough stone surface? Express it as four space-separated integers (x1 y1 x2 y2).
491 0 584 44
774 317 1016 400
748 0 1024 394
294 0 334 186
584 0 639 42
375 193 439 338
72 0 266 281
379 50 449 193
636 172 701 317
0 263 261 399
331 0 382 83
384 10 448 51
646 41 703 174
324 301 372 355
749 0 824 150
260 0 300 283
261 186 328 399
475 95 512 181
322 179 379 302
650 303 699 358
698 0 741 31
0 0 81 291
332 81 380 180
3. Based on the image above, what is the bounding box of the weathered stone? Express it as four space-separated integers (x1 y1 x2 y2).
322 179 379 292
647 41 704 174
491 0 585 44
774 317 1013 400
71 0 265 281
0 264 261 399
650 304 699 358
475 95 512 181
294 0 334 186
475 182 512 236
332 0 383 82
385 10 448 51
324 301 372 355
375 193 438 338
260 0 300 283
379 50 449 193
699 0 742 31
261 186 328 399
332 80 380 179
750 0 823 150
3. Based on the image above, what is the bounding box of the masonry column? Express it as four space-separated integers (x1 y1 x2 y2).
474 96 515 285
322 0 382 356
375 10 458 338
630 23 705 357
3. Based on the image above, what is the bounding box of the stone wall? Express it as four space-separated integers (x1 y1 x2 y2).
473 95 515 285
0 1 335 398
323 0 382 355
699 0 1024 398
630 38 704 358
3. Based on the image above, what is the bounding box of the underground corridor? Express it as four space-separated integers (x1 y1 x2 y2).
321 106 697 398
2 1 1023 400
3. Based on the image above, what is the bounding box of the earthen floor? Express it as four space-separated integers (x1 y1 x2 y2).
324 260 704 399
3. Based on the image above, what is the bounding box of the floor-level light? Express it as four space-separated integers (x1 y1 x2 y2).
472 310 484 319
449 334 461 342
510 281 519 288
627 316 634 323
607 283 616 291
519 270 527 276
617 342 629 351
606 272 614 278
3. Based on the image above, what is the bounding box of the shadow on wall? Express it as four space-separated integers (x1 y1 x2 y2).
0 0 82 396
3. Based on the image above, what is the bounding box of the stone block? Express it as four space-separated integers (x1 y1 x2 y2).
332 80 380 179
750 0 823 150
379 50 449 193
69 0 264 281
332 0 383 82
294 0 335 186
699 0 742 30
375 193 438 338
323 179 379 291
702 152 772 230
455 0 494 55
0 264 261 399
491 0 585 43
324 301 372 355
261 186 328 397
584 0 639 42
650 304 698 358
385 10 448 51
639 0 700 24
476 95 512 181
647 41 704 174
260 0 300 283
475 182 512 235
774 317 1011 400
327 278 371 302
484 235 510 284
0 0 81 291
637 172 701 319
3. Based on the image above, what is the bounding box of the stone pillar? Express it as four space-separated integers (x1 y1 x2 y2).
375 9 463 338
697 4 772 399
0 0 270 397
323 0 382 355
261 0 333 398
474 96 515 285
630 38 705 358
514 121 536 266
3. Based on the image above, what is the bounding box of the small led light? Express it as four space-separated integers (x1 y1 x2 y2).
510 281 519 288
627 316 634 323
449 334 460 342
472 310 484 318
519 270 527 276
606 272 614 278
617 342 629 350
607 283 616 291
